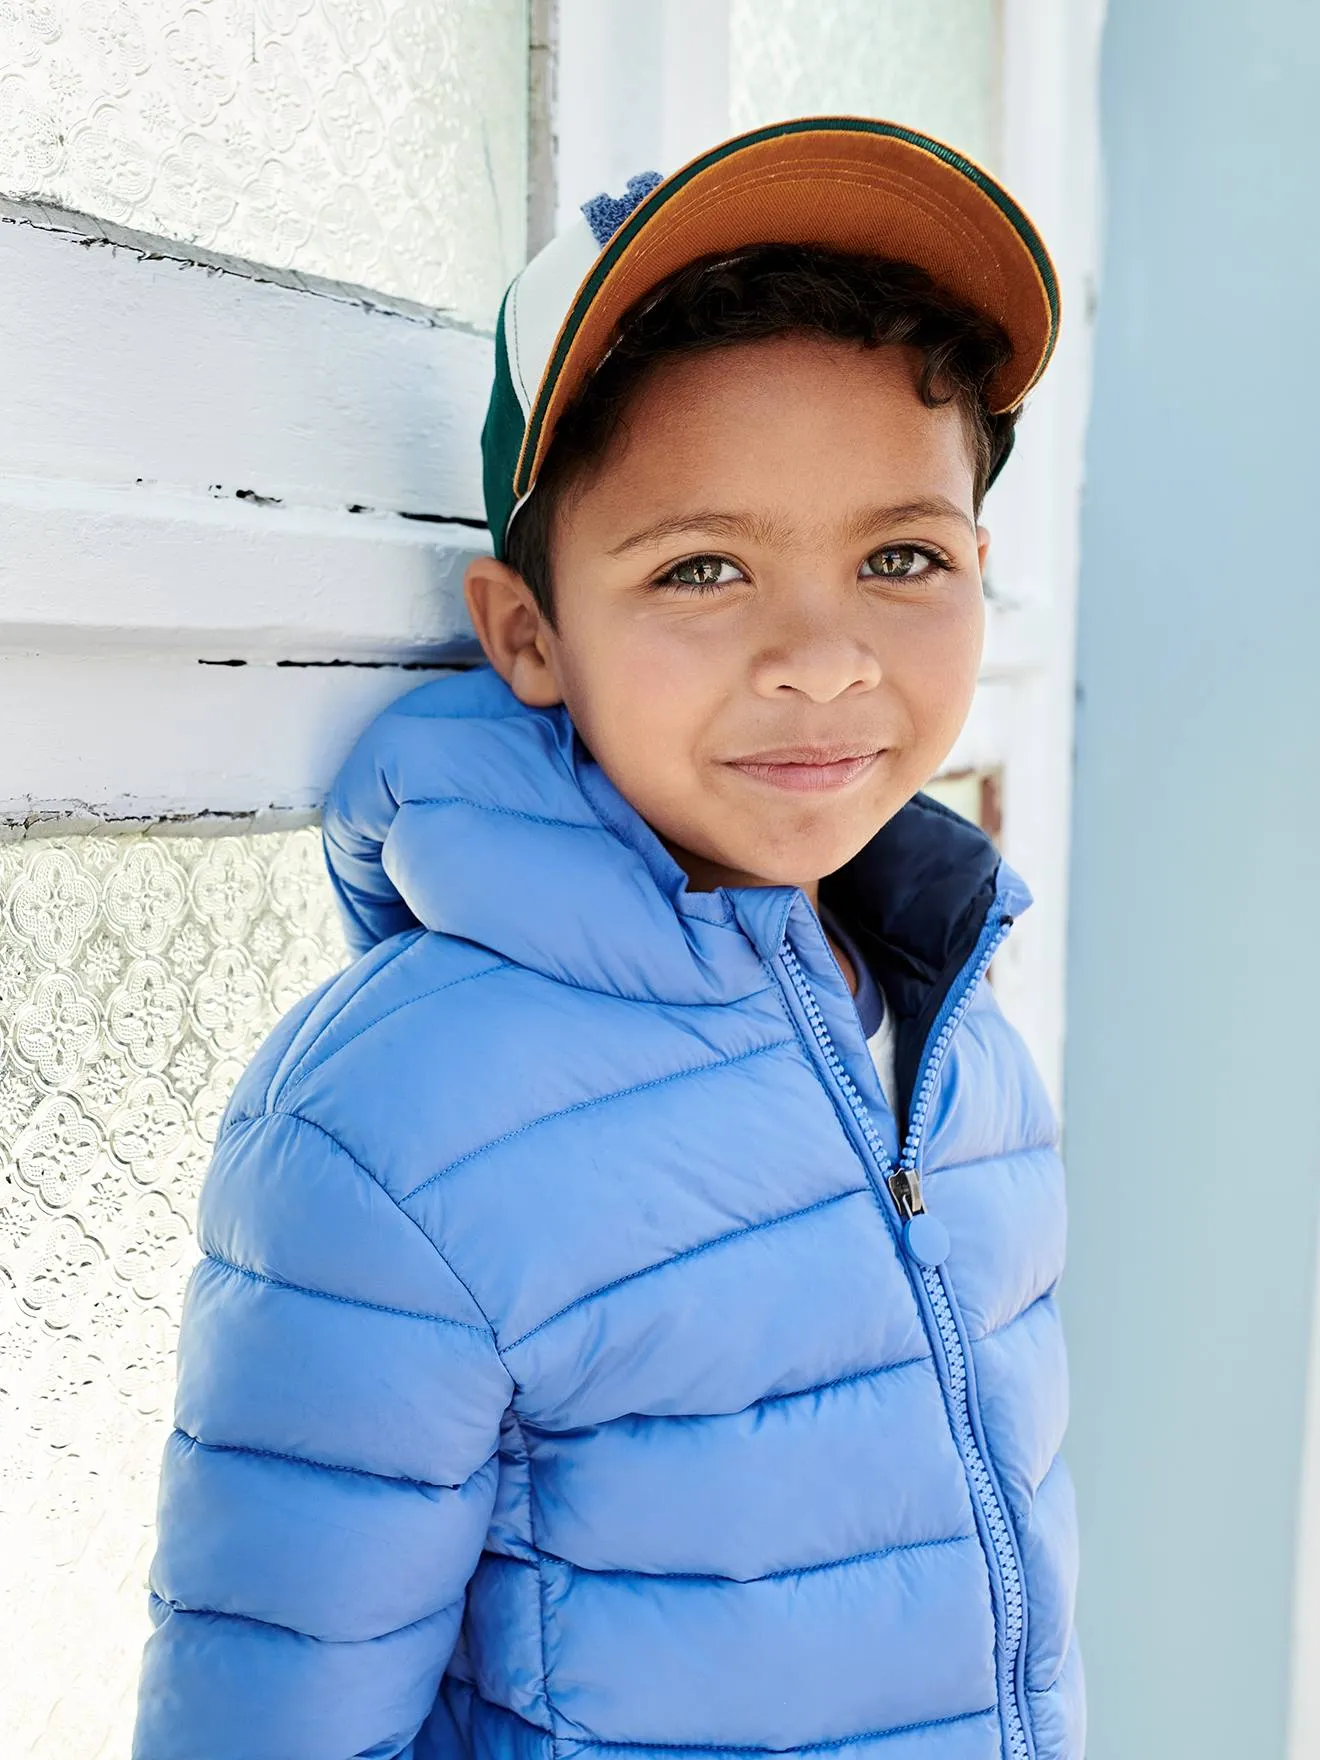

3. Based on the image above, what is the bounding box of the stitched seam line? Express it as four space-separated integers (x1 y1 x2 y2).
509 273 531 409
202 1252 488 1333
228 1111 510 1356
517 1352 933 1439
1025 1658 1073 1698
405 1038 795 1202
173 1426 486 1492
729 1352 931 1411
279 957 510 1103
148 1584 466 1644
388 705 528 725
210 1107 266 1140
456 1687 552 1739
561 1706 997 1753
923 1141 1062 1179
534 1533 972 1587
968 1286 1057 1349
501 973 778 1011
267 932 423 1106
406 795 603 832
505 1186 866 1352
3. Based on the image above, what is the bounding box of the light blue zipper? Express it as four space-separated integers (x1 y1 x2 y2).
778 909 1033 1760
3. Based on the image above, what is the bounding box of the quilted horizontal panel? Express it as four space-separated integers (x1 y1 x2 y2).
505 1189 928 1430
539 1540 996 1747
524 1356 971 1578
152 1428 498 1642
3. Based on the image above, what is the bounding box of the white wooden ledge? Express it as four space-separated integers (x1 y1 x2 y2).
1 202 493 832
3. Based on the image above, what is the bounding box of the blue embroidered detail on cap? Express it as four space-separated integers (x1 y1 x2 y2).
581 171 663 248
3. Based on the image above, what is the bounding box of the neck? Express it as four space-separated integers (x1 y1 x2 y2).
661 838 821 913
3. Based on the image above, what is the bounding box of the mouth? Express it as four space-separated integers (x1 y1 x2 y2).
722 745 885 794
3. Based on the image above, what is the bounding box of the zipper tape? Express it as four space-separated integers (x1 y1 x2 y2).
778 921 1033 1760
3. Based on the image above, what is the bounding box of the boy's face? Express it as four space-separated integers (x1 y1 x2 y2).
467 333 989 896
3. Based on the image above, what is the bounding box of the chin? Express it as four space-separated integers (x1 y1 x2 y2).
728 825 878 890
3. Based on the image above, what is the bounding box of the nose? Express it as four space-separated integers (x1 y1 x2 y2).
747 582 883 702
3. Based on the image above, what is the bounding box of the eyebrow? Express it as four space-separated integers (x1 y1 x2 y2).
607 497 976 556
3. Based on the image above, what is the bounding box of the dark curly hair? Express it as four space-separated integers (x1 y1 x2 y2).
507 243 1018 623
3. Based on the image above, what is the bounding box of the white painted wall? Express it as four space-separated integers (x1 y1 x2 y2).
971 0 1108 1102
1 203 492 830
555 0 731 231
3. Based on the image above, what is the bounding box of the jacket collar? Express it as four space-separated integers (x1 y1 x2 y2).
322 666 1030 1010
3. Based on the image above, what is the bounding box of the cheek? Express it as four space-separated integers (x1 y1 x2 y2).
554 605 727 774
894 593 984 735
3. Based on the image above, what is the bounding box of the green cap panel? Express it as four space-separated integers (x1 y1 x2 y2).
481 287 528 559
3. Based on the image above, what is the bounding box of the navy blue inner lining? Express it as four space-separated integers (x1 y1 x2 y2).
819 793 1000 1128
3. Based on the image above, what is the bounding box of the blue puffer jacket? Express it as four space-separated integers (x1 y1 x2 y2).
134 666 1082 1760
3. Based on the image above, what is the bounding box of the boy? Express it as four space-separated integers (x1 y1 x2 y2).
134 120 1079 1760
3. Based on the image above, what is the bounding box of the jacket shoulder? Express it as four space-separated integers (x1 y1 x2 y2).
194 932 514 1363
220 926 698 1225
225 929 512 1156
222 924 787 1224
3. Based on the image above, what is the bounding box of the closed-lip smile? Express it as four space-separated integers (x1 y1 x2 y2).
723 744 885 793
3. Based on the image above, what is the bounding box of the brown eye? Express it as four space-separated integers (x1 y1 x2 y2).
863 545 934 580
657 555 741 590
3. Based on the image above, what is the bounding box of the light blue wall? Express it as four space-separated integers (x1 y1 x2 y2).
1064 0 1320 1754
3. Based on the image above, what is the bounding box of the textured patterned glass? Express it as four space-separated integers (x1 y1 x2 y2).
0 829 347 1759
0 0 529 327
729 0 1001 170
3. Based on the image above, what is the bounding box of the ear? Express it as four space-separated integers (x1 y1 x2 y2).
976 524 992 575
463 554 564 707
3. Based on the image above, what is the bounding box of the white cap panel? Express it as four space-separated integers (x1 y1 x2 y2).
505 217 603 420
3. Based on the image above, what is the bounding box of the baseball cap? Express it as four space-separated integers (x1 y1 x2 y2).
481 115 1060 557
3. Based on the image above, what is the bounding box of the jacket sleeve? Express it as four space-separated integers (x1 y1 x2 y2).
133 1107 513 1760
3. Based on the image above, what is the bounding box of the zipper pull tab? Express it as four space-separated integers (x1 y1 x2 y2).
888 1166 950 1268
887 1165 924 1217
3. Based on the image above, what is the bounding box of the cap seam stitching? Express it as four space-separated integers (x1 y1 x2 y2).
508 272 533 415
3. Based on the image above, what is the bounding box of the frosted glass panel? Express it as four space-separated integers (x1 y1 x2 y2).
0 828 347 1759
729 0 1001 170
0 0 529 327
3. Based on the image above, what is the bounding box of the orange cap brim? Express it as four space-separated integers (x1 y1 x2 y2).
514 118 1060 505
